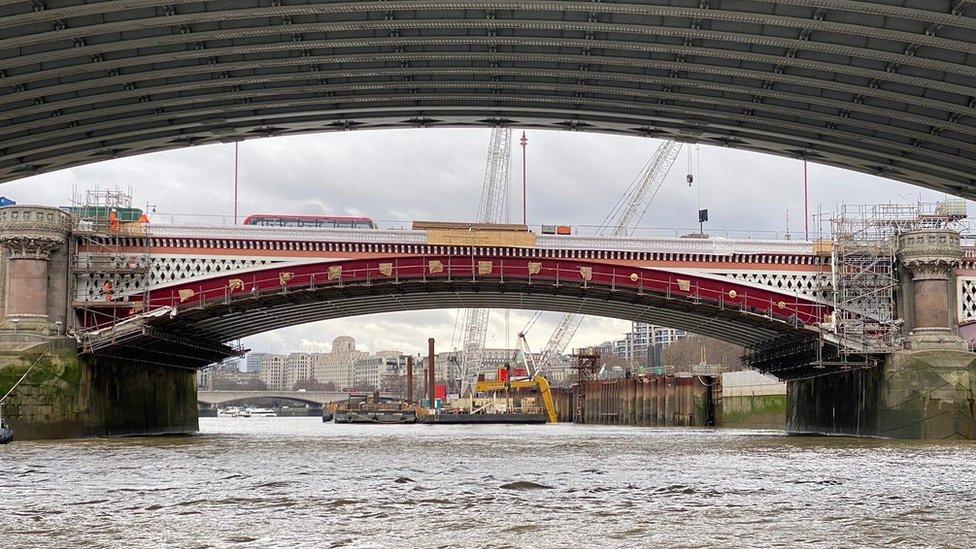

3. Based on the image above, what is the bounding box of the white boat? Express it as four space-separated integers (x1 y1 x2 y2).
244 407 276 417
217 406 249 418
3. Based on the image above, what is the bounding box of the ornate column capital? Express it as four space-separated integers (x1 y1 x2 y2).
0 235 64 259
0 205 71 260
897 229 963 281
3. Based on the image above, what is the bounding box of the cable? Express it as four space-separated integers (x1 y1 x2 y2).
520 310 544 336
0 351 50 407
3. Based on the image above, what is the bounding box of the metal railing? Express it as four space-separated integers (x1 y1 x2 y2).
144 211 812 241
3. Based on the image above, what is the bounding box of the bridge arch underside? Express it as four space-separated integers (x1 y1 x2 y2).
92 278 829 380
2 1 976 196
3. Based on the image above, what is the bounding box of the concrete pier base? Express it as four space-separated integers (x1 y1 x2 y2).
0 342 198 440
787 350 976 439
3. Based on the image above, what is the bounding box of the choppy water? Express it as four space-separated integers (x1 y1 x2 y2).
2 418 975 548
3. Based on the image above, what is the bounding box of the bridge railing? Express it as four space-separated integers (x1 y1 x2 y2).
81 256 831 334
146 212 808 241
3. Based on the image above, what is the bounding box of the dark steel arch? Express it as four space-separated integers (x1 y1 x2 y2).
1 1 974 195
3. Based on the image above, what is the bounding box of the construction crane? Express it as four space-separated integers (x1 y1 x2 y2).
534 140 684 374
458 127 514 391
516 331 538 376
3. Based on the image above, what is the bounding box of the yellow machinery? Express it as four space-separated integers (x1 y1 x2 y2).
474 375 558 423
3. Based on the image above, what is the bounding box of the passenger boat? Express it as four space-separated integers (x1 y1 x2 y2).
217 406 246 418
244 407 277 417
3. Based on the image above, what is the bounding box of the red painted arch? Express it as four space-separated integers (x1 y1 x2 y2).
80 255 830 331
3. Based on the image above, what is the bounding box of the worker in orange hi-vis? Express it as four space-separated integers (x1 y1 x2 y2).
108 209 120 233
102 280 114 302
138 212 150 225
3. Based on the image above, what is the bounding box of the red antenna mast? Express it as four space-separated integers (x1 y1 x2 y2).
233 141 240 225
520 131 528 226
803 159 809 240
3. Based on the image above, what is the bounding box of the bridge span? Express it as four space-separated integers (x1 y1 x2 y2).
70 221 837 377
1 206 975 440
197 390 395 407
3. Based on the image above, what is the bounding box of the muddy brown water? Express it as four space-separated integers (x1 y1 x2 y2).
1 418 975 547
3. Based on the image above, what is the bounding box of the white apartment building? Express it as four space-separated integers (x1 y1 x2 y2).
605 324 689 362
652 325 688 346
311 336 367 389
258 354 287 390
244 352 274 373
285 352 314 389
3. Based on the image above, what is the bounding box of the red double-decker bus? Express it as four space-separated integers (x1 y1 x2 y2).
242 214 377 229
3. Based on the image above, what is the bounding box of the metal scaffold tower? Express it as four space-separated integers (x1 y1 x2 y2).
69 185 154 335
823 200 967 357
458 127 514 390
535 140 684 375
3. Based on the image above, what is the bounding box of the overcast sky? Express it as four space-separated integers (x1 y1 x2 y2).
2 129 961 355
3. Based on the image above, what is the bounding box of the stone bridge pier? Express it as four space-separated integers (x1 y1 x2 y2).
788 229 976 439
0 206 198 439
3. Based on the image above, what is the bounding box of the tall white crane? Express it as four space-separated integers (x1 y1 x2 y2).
533 140 684 375
458 127 514 389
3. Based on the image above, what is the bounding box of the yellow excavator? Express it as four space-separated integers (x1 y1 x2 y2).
473 331 559 423
474 374 558 424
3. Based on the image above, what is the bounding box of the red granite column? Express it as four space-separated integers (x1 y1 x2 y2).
898 229 965 349
0 206 70 332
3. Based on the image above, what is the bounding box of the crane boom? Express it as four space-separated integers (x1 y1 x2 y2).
459 128 514 389
535 140 683 374
602 140 683 236
476 128 514 224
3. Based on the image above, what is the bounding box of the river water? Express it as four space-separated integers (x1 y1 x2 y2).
2 418 975 548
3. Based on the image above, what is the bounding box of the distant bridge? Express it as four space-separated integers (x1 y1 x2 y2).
197 390 396 407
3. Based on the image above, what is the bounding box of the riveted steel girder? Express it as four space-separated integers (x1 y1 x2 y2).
1 0 974 195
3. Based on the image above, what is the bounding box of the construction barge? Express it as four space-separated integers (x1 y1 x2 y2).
323 374 557 425
326 409 546 425
416 413 545 425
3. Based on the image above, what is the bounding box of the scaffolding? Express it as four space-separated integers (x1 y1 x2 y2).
68 186 154 334
569 349 601 423
821 200 967 359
